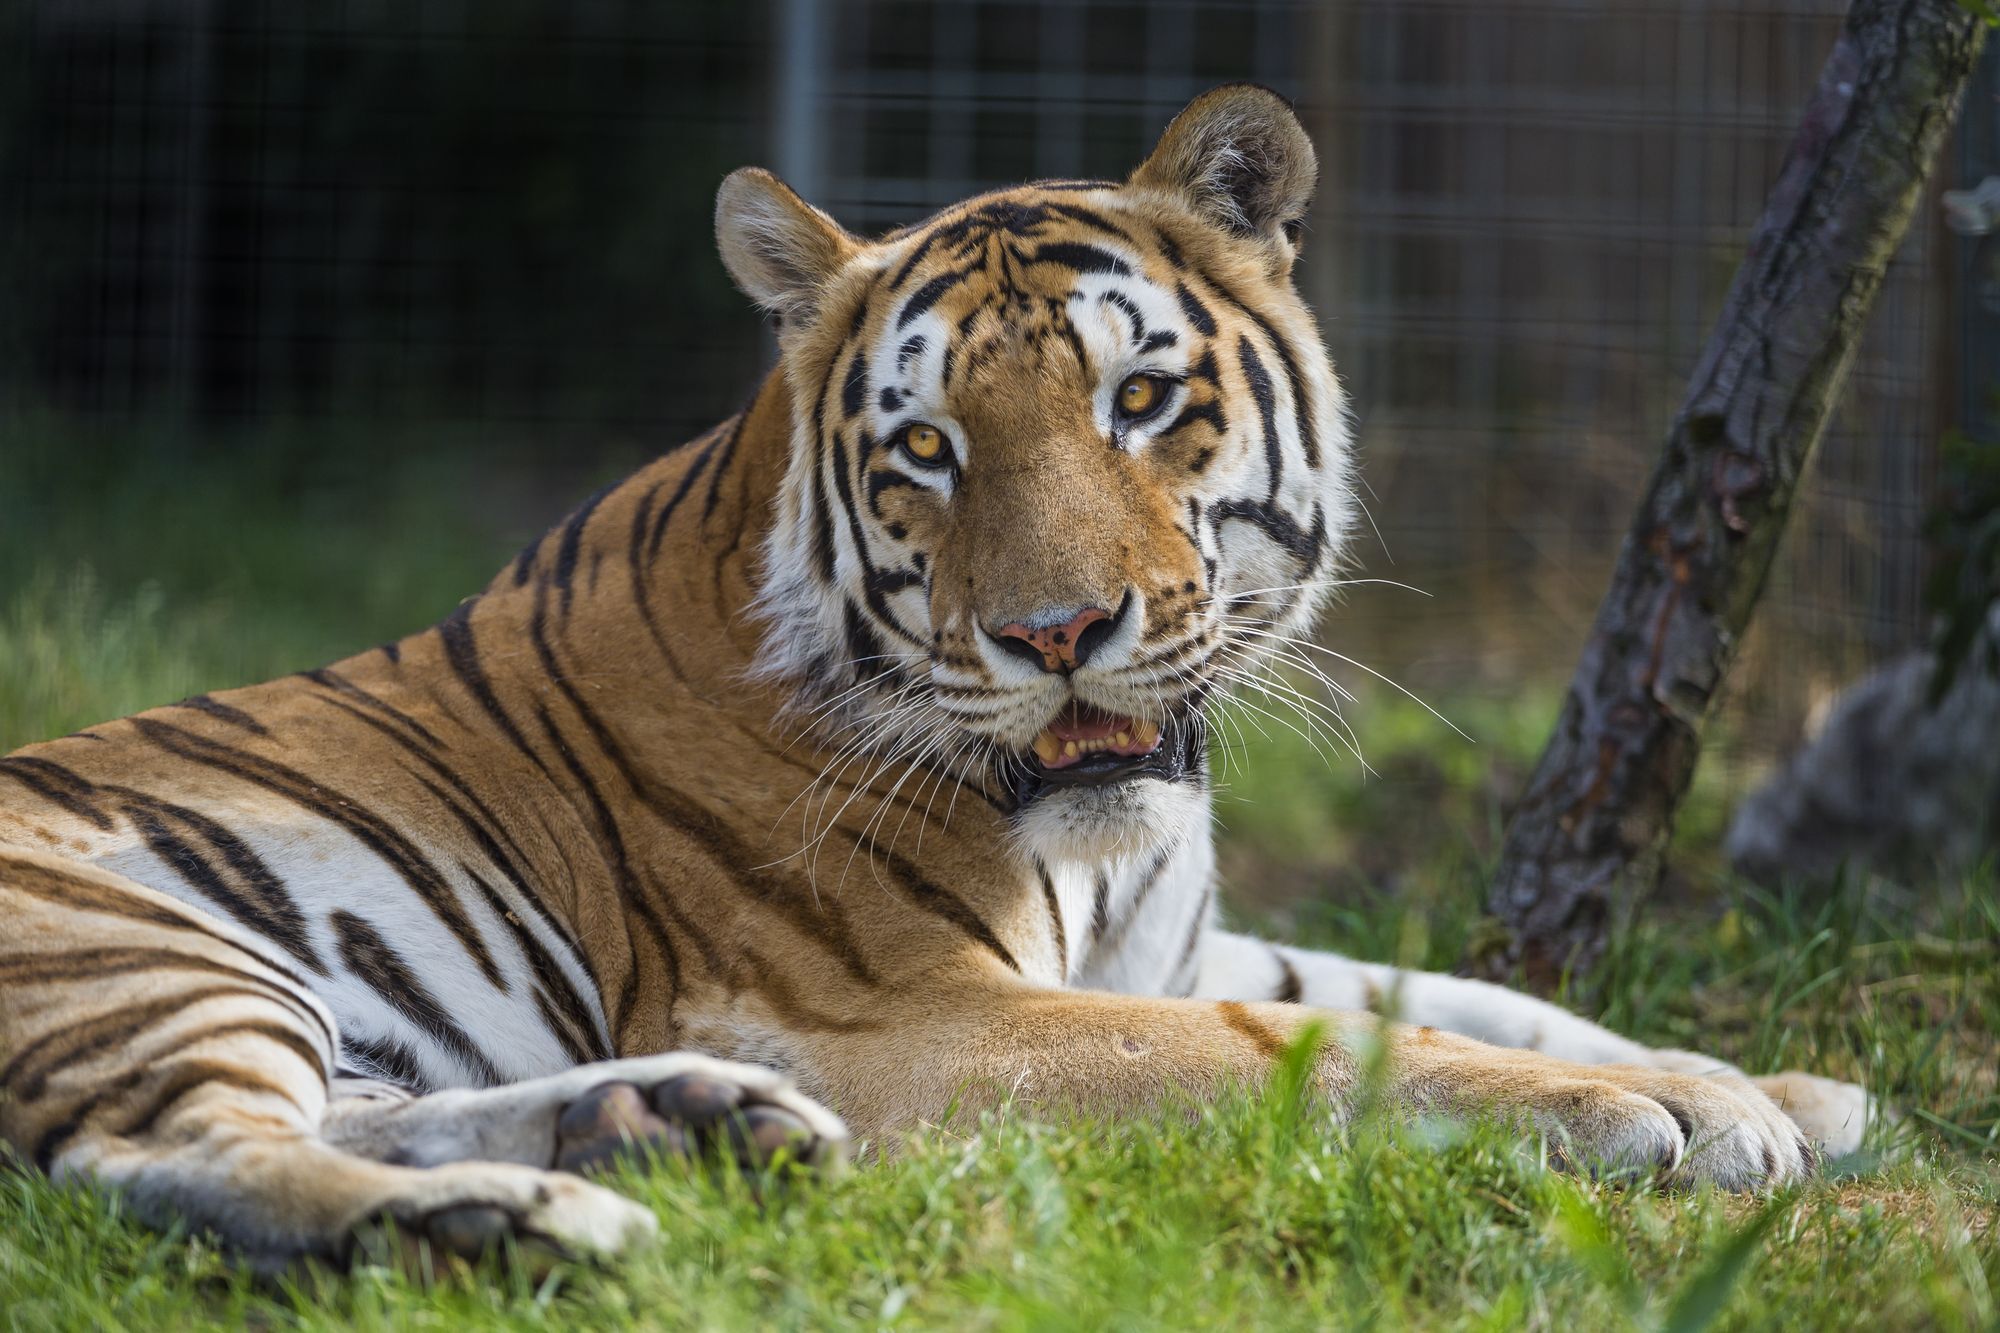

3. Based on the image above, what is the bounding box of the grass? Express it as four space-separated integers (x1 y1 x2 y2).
1 418 1997 1329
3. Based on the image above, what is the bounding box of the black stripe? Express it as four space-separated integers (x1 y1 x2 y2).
510 534 542 586
829 431 924 646
1168 400 1227 438
888 226 949 290
896 269 967 329
1 984 294 1101
625 477 668 575
166 694 268 737
463 862 608 1062
868 567 924 597
626 431 722 677
1172 885 1214 993
1043 201 1133 241
115 794 328 977
534 986 596 1066
808 374 840 584
1271 947 1303 1003
129 718 507 989
530 702 691 1033
36 1052 303 1170
331 909 503 1085
858 835 1020 974
551 483 617 616
114 1055 300 1143
1029 242 1129 275
841 348 869 419
302 667 445 750
1036 859 1067 976
1051 312 1091 379
2 839 325 997
436 600 552 780
644 432 720 563
299 691 578 979
843 600 888 674
1101 289 1148 342
1175 283 1217 336
614 967 640 1040
1237 334 1283 497
1198 267 1320 468
0 943 335 1057
0 756 115 829
339 1034 429 1091
1094 849 1175 960
1209 496 1326 568
409 762 590 967
0 762 323 977
866 468 924 515
522 585 722 1028
701 409 752 524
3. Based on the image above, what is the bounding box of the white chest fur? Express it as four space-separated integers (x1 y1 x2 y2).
1037 814 1216 997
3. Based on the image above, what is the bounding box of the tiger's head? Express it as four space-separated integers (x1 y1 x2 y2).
719 85 1356 865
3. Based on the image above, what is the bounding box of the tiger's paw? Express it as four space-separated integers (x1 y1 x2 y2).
1749 1069 1876 1157
1557 1065 1816 1190
345 1163 658 1277
552 1054 849 1178
1645 1049 1877 1157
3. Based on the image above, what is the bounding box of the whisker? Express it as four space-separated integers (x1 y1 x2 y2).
1230 627 1472 743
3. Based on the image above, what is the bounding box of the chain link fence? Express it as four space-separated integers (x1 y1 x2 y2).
1 0 1969 784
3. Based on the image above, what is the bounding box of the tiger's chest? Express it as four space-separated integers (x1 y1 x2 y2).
1044 815 1216 996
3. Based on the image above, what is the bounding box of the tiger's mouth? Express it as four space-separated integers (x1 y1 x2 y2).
1010 701 1200 806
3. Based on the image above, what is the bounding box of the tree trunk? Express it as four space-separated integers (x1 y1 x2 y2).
1483 0 1989 986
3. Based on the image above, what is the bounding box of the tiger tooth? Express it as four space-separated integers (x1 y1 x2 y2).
1064 740 1078 758
1032 731 1061 765
1132 720 1160 748
1114 731 1131 747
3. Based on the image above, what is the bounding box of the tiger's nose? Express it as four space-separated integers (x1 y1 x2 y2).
990 601 1125 674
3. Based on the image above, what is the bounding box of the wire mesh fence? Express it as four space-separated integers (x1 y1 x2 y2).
1300 0 1947 791
0 0 773 437
0 0 1969 788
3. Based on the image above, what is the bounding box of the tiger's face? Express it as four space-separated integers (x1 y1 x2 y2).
722 86 1355 863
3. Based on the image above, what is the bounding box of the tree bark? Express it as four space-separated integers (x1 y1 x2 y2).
1483 0 1989 986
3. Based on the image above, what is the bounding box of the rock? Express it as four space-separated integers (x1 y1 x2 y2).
1726 613 2000 887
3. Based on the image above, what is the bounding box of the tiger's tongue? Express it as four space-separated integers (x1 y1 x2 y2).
1030 704 1162 769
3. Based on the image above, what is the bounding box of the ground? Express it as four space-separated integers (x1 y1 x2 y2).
1 423 1995 1330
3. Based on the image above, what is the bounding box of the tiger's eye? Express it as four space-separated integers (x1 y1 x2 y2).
903 422 946 463
1118 375 1162 418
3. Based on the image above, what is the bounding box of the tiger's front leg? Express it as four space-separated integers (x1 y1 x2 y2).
797 973 1816 1191
323 1053 848 1175
1191 929 1875 1155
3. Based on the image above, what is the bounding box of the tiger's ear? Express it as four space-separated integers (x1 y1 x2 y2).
1129 84 1317 258
715 167 858 323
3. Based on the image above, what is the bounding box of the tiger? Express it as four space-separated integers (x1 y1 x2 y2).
0 85 1873 1268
